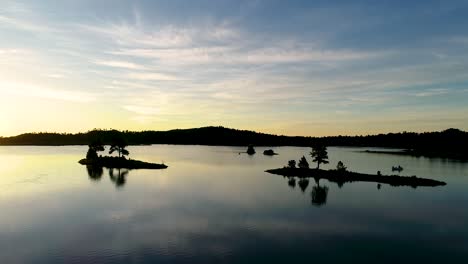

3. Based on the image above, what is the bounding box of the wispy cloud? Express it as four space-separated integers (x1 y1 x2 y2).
1 1 468 135
0 2 58 34
78 22 239 48
412 88 449 97
81 19 379 66
93 60 146 70
2 81 96 103
123 105 160 115
123 105 160 116
45 74 65 79
126 72 180 81
449 36 468 44
0 15 52 33
110 47 379 65
0 49 21 55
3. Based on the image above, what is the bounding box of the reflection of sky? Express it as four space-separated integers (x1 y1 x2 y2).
1 1 468 136
0 145 468 263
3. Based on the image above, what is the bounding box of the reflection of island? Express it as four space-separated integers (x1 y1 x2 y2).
311 182 329 207
298 178 309 192
85 166 130 187
86 165 103 181
270 146 446 188
287 177 296 188
109 168 129 188
82 138 166 188
283 176 329 206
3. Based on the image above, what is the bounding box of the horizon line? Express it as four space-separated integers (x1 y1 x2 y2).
0 126 464 139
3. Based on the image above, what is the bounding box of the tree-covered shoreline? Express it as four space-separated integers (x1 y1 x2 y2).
0 126 466 160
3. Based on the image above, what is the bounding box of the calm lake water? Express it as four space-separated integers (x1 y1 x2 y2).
1 145 467 263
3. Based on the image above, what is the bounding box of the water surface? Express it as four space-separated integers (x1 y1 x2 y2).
1 145 467 263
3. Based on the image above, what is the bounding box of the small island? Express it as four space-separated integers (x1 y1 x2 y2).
78 138 167 170
263 149 278 156
266 167 446 187
79 157 168 169
266 145 446 188
247 144 256 155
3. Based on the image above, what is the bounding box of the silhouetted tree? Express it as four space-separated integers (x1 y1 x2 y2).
2 127 468 161
298 156 309 168
336 161 347 172
89 139 105 152
247 144 256 155
288 160 296 168
310 144 329 169
86 148 99 160
86 139 105 160
109 137 129 158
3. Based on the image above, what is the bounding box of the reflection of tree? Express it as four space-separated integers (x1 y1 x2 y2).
86 165 103 181
336 180 345 188
109 168 129 188
311 184 329 207
298 178 309 192
288 177 296 189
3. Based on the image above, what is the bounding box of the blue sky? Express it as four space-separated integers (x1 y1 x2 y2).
1 0 467 136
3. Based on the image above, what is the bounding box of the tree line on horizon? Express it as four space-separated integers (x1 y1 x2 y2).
0 126 466 158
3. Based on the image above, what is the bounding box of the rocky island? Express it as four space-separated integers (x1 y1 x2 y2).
263 149 278 156
266 167 446 188
79 139 167 170
79 156 167 169
267 144 446 188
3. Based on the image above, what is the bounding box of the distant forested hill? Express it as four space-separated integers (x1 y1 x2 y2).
0 126 467 159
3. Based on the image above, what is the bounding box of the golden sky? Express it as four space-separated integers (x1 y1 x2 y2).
1 1 468 137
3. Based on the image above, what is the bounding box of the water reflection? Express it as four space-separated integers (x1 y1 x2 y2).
86 165 103 181
298 178 309 192
85 166 129 188
311 183 329 207
109 168 129 188
284 177 330 207
287 177 296 189
2 145 468 263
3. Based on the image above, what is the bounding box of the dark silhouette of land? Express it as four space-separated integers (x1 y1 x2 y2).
246 144 256 155
263 149 278 156
266 168 446 188
79 138 167 170
79 156 168 169
0 126 466 160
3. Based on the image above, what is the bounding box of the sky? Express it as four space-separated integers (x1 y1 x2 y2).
1 0 468 137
